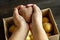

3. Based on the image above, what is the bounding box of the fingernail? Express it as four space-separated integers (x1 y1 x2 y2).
27 4 33 6
20 5 24 7
33 4 36 6
27 4 30 6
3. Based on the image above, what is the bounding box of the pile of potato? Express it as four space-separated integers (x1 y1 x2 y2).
9 17 52 40
43 17 52 37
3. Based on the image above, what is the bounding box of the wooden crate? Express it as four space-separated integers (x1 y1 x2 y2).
3 8 59 40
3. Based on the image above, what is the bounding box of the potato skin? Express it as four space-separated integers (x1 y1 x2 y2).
9 25 16 33
43 17 49 23
19 7 32 23
43 23 52 33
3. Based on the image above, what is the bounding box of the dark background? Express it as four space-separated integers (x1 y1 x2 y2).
0 0 60 40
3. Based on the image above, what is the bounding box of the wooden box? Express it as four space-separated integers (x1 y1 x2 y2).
3 8 59 40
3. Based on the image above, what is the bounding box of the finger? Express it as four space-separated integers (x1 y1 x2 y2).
33 4 41 12
19 15 29 26
18 5 26 11
17 5 26 9
20 5 26 8
27 5 32 8
18 5 26 15
14 14 26 27
27 4 34 7
13 8 19 17
19 15 25 21
32 5 42 24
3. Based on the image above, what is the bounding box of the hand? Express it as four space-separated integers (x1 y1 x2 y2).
9 7 29 40
27 4 48 40
27 4 42 32
13 8 29 29
30 4 43 40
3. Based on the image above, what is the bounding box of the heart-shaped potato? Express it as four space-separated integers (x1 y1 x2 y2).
19 7 32 22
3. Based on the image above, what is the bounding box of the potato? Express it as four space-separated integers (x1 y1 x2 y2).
43 17 49 23
26 36 31 40
9 25 16 33
46 33 51 37
30 35 33 40
28 30 32 36
43 23 52 33
19 7 32 22
26 30 33 40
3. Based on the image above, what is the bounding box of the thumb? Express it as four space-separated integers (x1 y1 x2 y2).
33 4 41 12
13 8 19 17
